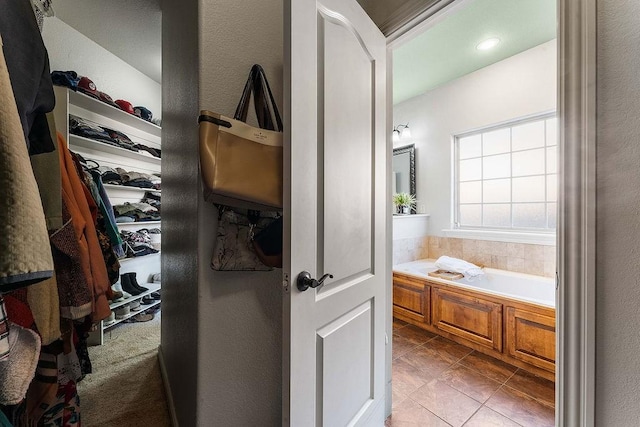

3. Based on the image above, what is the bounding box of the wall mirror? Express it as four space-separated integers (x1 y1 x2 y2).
392 143 415 198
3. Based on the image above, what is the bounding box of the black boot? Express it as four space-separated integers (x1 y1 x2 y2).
120 274 142 296
126 272 148 293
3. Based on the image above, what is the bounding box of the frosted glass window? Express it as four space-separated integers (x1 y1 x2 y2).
483 204 511 227
460 181 482 204
483 179 511 203
512 176 545 202
459 134 482 159
547 203 557 228
513 148 545 176
455 114 557 231
483 129 510 156
513 203 546 228
459 158 482 182
512 121 545 151
460 205 482 226
483 154 510 179
547 174 557 202
546 118 558 146
546 146 557 174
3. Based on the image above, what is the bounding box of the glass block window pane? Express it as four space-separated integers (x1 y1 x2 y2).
546 118 558 146
512 176 545 202
459 134 482 159
513 203 546 228
483 179 511 203
546 146 557 174
547 174 557 202
455 113 557 231
547 203 557 228
459 158 482 182
460 181 482 204
483 154 510 179
483 128 510 156
512 121 545 151
483 204 511 227
513 148 545 177
460 204 482 226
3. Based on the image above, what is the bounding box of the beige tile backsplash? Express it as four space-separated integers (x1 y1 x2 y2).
393 236 556 277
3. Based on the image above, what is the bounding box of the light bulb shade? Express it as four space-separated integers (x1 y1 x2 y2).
402 127 411 138
392 129 400 142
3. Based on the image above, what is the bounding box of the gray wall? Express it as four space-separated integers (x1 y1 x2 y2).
162 0 283 423
161 0 200 425
596 0 640 424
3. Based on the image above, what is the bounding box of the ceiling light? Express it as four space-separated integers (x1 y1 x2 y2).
476 38 500 51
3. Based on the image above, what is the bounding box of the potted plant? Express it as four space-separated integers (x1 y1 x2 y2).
393 192 416 215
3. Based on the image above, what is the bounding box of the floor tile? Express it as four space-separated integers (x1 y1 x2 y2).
409 379 481 427
395 324 437 346
393 358 436 396
399 346 457 376
393 334 420 360
463 406 521 427
438 364 502 403
505 369 555 408
386 398 451 427
392 385 408 409
394 318 409 330
485 386 555 427
459 351 518 383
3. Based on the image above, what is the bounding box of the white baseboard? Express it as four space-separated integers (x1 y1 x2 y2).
158 345 179 427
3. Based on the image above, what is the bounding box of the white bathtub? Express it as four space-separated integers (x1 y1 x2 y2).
393 259 555 308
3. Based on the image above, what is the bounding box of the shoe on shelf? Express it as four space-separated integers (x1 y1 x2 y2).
129 299 142 312
141 295 154 305
109 289 124 303
104 311 116 326
120 274 142 296
150 291 161 300
115 305 130 319
150 273 161 284
125 272 148 293
122 290 132 299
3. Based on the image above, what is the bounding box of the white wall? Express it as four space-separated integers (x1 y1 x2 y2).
42 17 161 119
596 0 640 423
393 40 557 235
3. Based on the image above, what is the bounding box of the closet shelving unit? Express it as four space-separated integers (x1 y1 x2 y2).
53 86 162 345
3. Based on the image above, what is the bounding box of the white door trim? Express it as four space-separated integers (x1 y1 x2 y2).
557 0 596 425
384 1 597 425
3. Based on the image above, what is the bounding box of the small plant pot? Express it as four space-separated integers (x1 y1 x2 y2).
401 206 410 214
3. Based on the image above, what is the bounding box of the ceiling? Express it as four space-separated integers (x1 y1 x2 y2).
393 0 557 105
53 0 162 83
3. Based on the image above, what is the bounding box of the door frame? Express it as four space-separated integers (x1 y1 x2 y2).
383 0 596 425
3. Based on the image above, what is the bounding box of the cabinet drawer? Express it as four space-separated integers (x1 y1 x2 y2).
506 307 555 373
432 287 503 351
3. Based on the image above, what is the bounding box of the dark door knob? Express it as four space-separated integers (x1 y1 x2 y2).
297 271 334 292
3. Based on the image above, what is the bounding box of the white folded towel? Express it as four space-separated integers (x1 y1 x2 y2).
435 256 484 279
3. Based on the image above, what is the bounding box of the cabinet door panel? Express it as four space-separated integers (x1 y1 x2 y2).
506 307 555 372
432 287 502 351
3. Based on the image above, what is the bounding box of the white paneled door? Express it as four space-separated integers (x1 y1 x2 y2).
284 0 387 425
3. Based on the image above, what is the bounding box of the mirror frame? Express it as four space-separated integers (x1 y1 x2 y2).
392 143 416 199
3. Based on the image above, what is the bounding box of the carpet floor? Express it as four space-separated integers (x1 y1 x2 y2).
77 311 171 427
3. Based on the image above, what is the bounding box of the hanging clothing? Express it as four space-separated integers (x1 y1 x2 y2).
0 0 55 155
0 32 54 290
58 132 111 322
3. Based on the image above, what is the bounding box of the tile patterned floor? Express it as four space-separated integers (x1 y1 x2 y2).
387 319 555 427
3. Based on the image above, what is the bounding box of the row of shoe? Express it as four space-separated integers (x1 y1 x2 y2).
104 273 161 326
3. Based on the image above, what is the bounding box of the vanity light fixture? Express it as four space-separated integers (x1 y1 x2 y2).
476 37 500 51
393 123 411 142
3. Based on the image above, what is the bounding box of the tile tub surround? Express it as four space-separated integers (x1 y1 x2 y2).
393 236 556 277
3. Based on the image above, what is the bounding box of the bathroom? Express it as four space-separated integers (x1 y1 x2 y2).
389 0 557 425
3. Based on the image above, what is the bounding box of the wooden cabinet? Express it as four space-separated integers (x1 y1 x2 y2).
432 287 503 352
505 307 556 373
392 273 430 324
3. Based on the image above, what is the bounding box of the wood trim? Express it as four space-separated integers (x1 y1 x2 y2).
557 0 597 425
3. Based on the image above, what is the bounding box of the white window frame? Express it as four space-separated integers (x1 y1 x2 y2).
453 112 558 237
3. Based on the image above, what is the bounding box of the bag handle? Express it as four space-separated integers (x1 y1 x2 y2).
233 64 283 132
